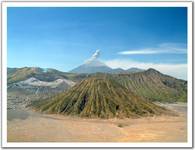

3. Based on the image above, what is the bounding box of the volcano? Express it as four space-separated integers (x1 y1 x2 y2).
33 74 172 118
70 50 113 74
69 50 143 74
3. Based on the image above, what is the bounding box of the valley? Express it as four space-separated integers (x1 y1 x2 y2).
7 64 188 142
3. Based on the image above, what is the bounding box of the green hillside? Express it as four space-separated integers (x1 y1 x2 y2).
113 69 187 102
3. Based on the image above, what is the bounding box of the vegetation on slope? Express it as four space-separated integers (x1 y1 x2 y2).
113 69 187 102
32 74 173 118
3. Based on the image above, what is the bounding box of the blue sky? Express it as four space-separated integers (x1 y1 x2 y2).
8 7 187 79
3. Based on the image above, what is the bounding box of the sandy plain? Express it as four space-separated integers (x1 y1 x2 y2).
7 103 187 142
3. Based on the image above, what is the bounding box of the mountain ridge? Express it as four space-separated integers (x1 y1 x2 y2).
112 69 187 102
8 67 187 103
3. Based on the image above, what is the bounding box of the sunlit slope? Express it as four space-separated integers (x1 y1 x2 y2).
33 75 172 118
114 69 187 102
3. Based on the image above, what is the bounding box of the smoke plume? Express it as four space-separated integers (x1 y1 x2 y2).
85 50 100 63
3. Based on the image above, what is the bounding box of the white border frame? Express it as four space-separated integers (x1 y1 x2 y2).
1 1 193 148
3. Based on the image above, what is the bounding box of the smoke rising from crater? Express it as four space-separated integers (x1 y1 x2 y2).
85 50 100 63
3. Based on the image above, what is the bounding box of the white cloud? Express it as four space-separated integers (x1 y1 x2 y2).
104 59 187 80
118 43 187 55
119 49 160 55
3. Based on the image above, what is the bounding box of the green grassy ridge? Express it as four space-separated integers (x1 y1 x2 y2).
33 75 174 118
112 69 187 102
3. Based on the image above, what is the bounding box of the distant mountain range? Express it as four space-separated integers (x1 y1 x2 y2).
69 59 144 74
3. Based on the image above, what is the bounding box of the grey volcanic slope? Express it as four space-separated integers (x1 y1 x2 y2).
69 59 113 74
